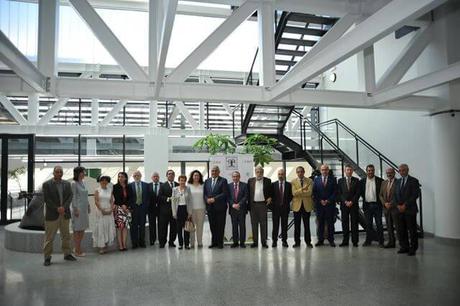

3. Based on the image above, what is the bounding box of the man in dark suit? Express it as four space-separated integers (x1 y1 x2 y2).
42 166 76 266
204 165 228 249
271 168 293 248
158 169 178 248
379 167 398 248
337 165 360 247
227 171 248 248
148 172 161 246
247 166 272 248
313 164 337 247
394 164 420 256
129 170 151 248
360 164 384 247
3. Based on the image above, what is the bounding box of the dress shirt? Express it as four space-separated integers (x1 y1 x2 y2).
365 177 377 202
254 178 265 202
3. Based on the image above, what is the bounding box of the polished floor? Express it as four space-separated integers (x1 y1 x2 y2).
1 227 460 306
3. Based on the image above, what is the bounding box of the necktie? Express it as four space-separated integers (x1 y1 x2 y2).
401 177 406 189
322 177 326 187
212 178 216 190
387 179 393 199
170 181 173 189
300 178 304 187
154 183 158 196
234 183 238 202
279 182 284 205
346 177 350 191
136 182 142 205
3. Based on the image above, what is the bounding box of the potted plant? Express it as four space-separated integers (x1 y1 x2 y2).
242 134 278 167
193 133 236 155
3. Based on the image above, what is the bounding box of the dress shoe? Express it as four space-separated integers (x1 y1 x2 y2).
272 242 277 248
169 243 176 248
384 244 395 249
306 243 314 249
150 242 155 246
330 242 336 247
397 248 409 254
282 242 289 248
44 257 51 266
292 243 300 248
64 254 77 261
240 244 246 248
353 243 358 247
132 244 138 249
185 246 191 250
178 246 183 250
159 244 165 248
250 243 258 248
362 241 371 247
209 245 215 249
198 244 203 248
139 244 146 248
262 244 269 249
407 250 416 256
315 241 324 247
231 243 239 248
339 243 349 247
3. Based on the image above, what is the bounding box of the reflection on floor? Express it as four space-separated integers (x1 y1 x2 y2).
1 227 459 306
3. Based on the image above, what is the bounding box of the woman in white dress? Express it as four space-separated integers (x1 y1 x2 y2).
93 176 116 254
188 170 206 248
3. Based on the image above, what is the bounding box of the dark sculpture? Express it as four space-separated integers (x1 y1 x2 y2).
19 192 45 230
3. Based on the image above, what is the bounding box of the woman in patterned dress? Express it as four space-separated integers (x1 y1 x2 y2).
112 172 131 251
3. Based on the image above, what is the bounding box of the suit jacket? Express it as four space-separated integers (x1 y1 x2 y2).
337 176 360 209
203 176 229 212
359 176 384 210
42 178 73 221
291 177 313 212
227 181 249 214
271 180 293 213
247 177 272 210
312 176 337 209
113 183 132 206
393 176 420 214
171 186 193 217
158 180 179 215
129 181 151 211
379 179 397 212
149 181 162 215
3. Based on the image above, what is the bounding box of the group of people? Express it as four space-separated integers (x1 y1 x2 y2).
41 162 420 266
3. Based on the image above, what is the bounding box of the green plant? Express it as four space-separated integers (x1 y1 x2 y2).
193 133 236 155
8 166 26 191
243 134 278 167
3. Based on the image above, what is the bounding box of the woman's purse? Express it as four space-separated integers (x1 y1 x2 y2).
185 219 195 233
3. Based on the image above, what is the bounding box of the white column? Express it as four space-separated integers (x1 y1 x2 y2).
91 98 99 126
87 139 97 156
149 101 158 127
144 128 169 180
28 93 39 125
258 2 276 87
148 0 159 82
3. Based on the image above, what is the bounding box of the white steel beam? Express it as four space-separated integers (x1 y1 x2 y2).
268 0 447 102
154 0 178 97
0 95 28 125
100 99 128 125
363 46 376 93
371 61 460 107
37 0 59 78
38 97 68 125
175 101 199 129
149 101 158 127
68 0 148 82
0 31 47 92
148 0 159 82
28 93 40 125
258 1 276 87
166 1 258 83
167 104 181 128
91 98 99 125
292 106 311 130
376 26 433 91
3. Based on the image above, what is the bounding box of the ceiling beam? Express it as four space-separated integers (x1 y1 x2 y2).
100 99 128 125
258 1 276 87
175 101 199 129
37 0 59 78
268 0 447 102
0 31 47 92
68 0 148 82
0 94 28 125
38 97 69 125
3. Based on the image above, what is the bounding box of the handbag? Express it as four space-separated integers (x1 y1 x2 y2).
184 220 195 233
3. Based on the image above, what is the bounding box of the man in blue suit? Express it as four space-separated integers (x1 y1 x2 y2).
129 170 151 248
313 164 337 247
204 165 228 249
227 171 248 248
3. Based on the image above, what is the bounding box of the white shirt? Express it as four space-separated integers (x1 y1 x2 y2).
365 177 377 202
178 188 187 206
254 178 265 202
189 184 205 210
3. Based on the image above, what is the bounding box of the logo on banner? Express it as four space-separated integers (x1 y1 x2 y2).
226 157 238 170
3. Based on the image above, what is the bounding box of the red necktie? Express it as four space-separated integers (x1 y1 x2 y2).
234 183 239 202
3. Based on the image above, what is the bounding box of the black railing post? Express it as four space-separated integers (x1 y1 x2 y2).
379 156 383 178
320 137 324 164
336 121 339 147
232 110 235 139
355 138 359 168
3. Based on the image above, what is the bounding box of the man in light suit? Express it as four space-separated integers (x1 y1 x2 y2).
148 172 161 246
360 164 384 247
228 171 248 248
247 166 272 248
313 164 337 247
379 167 398 248
394 164 420 256
291 166 313 248
129 171 151 248
158 169 178 248
42 166 76 266
272 168 293 248
337 165 360 247
204 165 228 249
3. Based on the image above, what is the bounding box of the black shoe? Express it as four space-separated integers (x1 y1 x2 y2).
250 243 258 248
398 248 409 254
292 243 300 248
407 250 416 256
132 244 138 249
362 241 371 247
315 241 324 247
169 243 176 248
306 243 314 249
139 244 146 248
330 242 336 247
240 244 246 248
262 244 269 249
159 244 165 248
209 244 215 249
231 243 239 248
272 242 277 248
282 242 289 248
185 246 191 250
178 245 183 250
339 243 349 247
44 257 51 266
353 243 358 247
218 245 224 249
384 244 395 249
64 254 77 261
150 241 155 246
